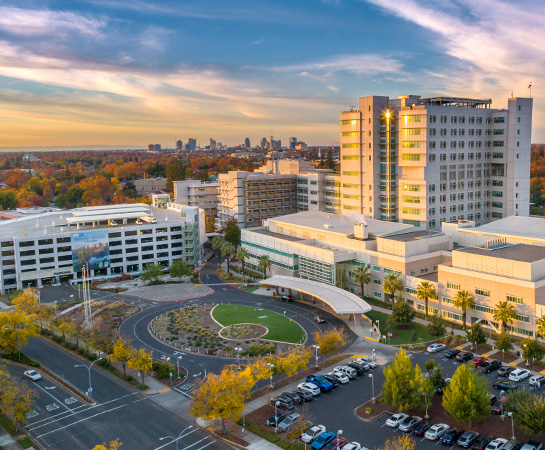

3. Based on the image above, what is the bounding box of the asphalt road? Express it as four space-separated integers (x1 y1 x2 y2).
20 337 230 450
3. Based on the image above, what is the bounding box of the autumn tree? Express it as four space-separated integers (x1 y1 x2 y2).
0 365 37 432
272 346 312 376
442 364 490 427
314 329 346 361
109 339 136 376
128 348 153 384
375 435 415 450
92 439 123 450
0 311 38 357
381 348 428 411
11 288 39 314
190 366 254 434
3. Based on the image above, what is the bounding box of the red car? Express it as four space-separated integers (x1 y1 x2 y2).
469 356 487 367
325 438 347 450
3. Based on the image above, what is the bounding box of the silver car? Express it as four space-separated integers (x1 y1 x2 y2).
278 413 300 432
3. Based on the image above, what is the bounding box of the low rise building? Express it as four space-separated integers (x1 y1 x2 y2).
133 177 167 195
173 180 219 216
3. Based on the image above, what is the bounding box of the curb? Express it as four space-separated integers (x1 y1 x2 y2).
353 405 393 423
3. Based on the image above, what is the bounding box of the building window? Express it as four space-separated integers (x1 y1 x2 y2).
341 119 359 125
420 267 429 275
475 288 490 297
506 295 523 304
373 265 380 272
447 282 460 290
374 291 382 299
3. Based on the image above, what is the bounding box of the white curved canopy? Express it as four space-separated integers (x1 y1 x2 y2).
260 275 372 315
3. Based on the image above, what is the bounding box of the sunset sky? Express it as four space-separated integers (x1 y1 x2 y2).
0 0 543 149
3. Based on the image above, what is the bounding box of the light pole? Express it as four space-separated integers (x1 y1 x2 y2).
54 300 57 314
423 390 429 420
159 425 193 450
5 326 23 360
75 357 103 401
274 401 280 432
177 356 182 379
235 347 242 369
524 344 528 367
376 320 380 339
368 373 375 402
267 363 275 389
312 345 320 368
507 412 515 440
336 430 343 450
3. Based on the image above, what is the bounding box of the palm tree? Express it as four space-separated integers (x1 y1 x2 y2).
353 265 371 300
383 274 402 304
222 242 234 273
212 235 225 265
257 255 272 279
493 300 517 333
536 315 545 343
235 247 250 281
453 289 475 331
416 281 437 320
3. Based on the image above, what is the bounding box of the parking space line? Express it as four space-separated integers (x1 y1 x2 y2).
31 381 74 414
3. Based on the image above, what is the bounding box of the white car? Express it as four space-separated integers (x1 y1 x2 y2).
486 438 509 450
356 356 377 369
328 372 349 384
24 370 42 381
424 423 450 440
297 382 321 396
528 374 545 386
301 425 326 443
427 343 446 353
509 368 531 382
342 442 361 450
385 413 409 428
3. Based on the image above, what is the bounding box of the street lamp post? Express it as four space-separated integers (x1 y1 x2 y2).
177 356 182 378
507 412 515 440
423 390 429 420
159 425 194 450
54 300 57 315
336 430 343 450
312 345 320 368
274 401 280 432
235 347 242 369
376 320 380 340
75 357 103 401
267 363 275 389
368 374 375 403
524 344 529 367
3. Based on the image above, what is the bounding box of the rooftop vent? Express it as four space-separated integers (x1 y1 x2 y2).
484 238 509 249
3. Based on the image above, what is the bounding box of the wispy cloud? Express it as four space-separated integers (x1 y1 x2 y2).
0 6 107 38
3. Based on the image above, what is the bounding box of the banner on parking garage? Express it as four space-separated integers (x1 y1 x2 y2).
71 229 110 272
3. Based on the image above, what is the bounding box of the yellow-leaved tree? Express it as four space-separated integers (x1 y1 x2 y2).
190 366 254 434
11 288 39 314
0 363 37 432
92 439 122 450
128 348 152 384
0 311 38 357
273 346 312 376
314 328 346 362
109 338 136 377
375 435 415 450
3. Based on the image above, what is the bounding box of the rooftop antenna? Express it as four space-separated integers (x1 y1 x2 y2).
349 105 356 111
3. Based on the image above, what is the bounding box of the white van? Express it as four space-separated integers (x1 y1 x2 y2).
333 366 357 379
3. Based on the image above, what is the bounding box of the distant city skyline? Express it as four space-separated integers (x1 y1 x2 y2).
0 0 543 148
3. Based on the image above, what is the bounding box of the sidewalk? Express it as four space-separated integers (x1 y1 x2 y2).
0 428 25 450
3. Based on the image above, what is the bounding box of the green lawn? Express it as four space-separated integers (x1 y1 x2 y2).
364 310 437 345
212 304 306 344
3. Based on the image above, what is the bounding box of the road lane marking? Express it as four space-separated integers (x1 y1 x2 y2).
31 380 74 414
152 430 200 450
158 388 171 393
194 441 216 450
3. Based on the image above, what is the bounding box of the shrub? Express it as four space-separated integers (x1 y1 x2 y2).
1 353 40 367
365 407 372 414
427 315 446 337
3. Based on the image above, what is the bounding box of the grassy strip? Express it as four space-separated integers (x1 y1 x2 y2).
212 304 305 344
0 415 16 436
364 310 437 345
239 285 260 293
1 352 40 367
17 437 41 449
244 422 304 450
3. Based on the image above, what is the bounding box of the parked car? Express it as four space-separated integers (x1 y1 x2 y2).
480 360 502 373
282 392 303 405
356 356 377 368
306 375 334 392
271 397 295 410
347 362 367 375
311 432 336 450
267 412 287 427
333 366 357 379
509 369 531 382
23 370 42 381
297 383 321 396
445 349 461 359
486 439 509 450
278 413 300 432
328 372 349 384
497 366 515 378
520 441 543 450
385 413 409 428
425 424 450 441
293 389 314 402
413 421 433 437
457 431 480 448
491 397 506 415
280 295 293 302
471 436 492 450
469 356 487 367
427 343 447 353
503 442 522 450
322 375 339 387
487 394 498 406
398 416 422 432
493 380 518 391
301 425 327 443
441 429 463 445
314 315 326 323
528 374 545 386
456 352 474 362
342 442 361 450
325 438 348 450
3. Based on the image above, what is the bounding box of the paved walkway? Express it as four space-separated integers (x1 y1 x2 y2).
0 429 24 450
124 283 213 301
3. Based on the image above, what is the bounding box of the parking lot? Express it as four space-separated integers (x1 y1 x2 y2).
254 350 544 450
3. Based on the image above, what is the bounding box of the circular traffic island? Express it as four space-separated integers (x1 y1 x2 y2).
150 303 306 358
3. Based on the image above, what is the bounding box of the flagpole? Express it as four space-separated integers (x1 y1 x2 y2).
529 82 532 98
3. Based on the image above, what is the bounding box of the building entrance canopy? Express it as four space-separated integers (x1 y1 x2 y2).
260 275 372 315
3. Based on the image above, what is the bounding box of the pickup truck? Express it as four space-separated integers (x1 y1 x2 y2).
306 375 334 392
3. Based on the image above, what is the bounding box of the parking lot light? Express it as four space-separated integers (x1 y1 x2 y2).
368 373 375 402
267 363 275 388
507 412 515 440
312 345 320 368
336 430 343 449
